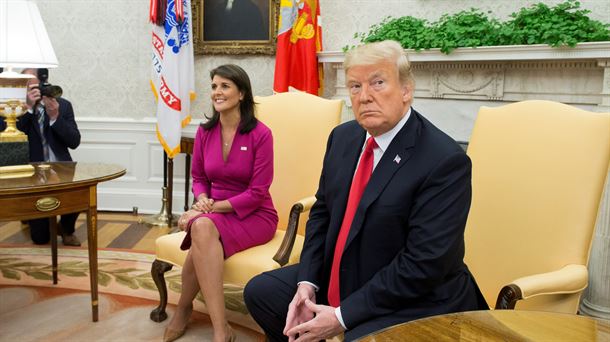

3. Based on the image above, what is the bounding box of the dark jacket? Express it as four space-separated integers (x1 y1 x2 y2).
0 97 80 162
297 108 487 329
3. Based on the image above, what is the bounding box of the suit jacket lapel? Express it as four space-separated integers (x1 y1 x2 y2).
344 111 421 249
324 127 366 258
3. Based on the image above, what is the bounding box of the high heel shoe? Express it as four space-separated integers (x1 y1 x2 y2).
163 304 192 342
163 326 186 342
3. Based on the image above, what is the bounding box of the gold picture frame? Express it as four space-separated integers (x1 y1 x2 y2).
192 0 279 55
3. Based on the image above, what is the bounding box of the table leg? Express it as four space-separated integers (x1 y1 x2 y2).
49 217 58 284
184 154 191 211
87 186 99 322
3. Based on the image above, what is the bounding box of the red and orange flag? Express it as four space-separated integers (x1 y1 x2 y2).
273 0 323 95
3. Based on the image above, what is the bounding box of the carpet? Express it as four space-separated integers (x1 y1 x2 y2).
0 246 263 341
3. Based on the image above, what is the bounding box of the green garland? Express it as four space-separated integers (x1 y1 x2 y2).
348 0 609 54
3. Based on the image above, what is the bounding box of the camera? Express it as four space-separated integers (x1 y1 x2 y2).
36 68 63 98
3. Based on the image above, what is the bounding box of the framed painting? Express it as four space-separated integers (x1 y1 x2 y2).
192 0 279 55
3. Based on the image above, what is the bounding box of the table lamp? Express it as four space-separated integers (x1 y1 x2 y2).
0 0 58 170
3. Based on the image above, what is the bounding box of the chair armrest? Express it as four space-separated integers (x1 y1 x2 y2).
273 196 316 266
495 264 588 309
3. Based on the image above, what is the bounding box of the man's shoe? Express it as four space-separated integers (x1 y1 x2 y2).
62 234 81 246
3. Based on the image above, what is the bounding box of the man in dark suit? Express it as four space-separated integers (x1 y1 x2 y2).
0 68 81 246
244 40 487 341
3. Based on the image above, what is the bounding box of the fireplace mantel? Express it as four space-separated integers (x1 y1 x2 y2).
319 42 610 120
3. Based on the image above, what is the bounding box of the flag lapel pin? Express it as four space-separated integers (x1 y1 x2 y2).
393 155 401 164
240 146 247 151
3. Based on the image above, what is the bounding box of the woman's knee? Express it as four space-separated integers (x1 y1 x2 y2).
190 217 219 243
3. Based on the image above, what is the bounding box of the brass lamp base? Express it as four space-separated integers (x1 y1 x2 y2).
0 100 28 143
0 131 28 142
139 186 179 228
0 70 31 142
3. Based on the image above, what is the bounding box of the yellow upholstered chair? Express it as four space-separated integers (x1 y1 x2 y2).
149 92 342 325
464 100 610 313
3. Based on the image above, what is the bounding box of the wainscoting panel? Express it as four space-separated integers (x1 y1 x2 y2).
72 117 199 214
76 140 138 182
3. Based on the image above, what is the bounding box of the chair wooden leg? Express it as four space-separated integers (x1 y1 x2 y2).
150 259 174 322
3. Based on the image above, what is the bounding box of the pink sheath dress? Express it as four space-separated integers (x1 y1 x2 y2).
180 121 278 258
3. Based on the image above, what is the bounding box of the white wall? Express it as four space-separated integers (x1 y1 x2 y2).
32 0 609 212
321 0 610 50
36 0 610 120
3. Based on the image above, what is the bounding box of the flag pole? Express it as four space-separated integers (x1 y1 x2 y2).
139 151 179 228
141 0 193 228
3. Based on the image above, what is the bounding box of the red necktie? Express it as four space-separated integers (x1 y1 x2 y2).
328 137 377 307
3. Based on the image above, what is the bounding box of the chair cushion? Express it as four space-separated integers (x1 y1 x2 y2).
155 230 304 287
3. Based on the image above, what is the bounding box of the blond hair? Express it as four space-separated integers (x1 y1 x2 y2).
344 40 414 87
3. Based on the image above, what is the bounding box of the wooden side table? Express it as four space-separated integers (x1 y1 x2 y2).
0 162 125 322
357 310 610 341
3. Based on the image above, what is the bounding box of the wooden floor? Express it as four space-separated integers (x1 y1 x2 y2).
0 212 175 252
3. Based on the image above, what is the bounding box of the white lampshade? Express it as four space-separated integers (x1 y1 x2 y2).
0 0 58 69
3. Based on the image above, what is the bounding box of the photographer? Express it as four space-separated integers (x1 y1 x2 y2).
0 68 81 246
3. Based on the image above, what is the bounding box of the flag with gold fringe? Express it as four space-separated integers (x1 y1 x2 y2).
150 0 195 158
274 0 323 95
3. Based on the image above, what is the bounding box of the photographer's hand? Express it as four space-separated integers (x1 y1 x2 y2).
26 83 41 110
43 96 60 121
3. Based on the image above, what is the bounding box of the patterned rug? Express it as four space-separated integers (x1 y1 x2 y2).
0 246 163 300
0 245 263 340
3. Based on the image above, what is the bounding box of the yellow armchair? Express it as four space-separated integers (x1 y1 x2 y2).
149 92 342 325
464 100 610 313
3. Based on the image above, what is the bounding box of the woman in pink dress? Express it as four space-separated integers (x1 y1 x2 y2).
164 64 278 342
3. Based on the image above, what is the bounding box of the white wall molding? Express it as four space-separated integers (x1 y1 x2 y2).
72 117 199 214
401 42 610 62
318 42 610 62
